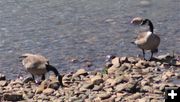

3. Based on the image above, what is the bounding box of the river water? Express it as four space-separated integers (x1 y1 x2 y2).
0 0 179 79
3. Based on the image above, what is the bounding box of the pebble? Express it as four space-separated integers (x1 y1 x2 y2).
107 66 118 74
73 69 88 77
115 83 126 92
92 85 103 91
43 88 54 95
97 92 112 100
91 75 103 85
120 56 129 63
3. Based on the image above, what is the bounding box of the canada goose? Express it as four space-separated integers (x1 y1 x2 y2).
19 53 63 86
131 17 160 60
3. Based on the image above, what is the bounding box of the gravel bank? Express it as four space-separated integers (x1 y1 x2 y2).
0 54 179 102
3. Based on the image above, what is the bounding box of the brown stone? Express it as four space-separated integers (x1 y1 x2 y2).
97 92 112 100
107 66 118 74
111 57 121 68
73 69 88 77
120 56 129 63
43 88 54 95
0 80 8 87
91 76 103 85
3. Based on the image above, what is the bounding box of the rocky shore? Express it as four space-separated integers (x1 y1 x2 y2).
0 53 179 102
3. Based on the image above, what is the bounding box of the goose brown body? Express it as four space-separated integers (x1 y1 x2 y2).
135 31 160 51
131 17 160 60
21 53 49 76
19 53 63 86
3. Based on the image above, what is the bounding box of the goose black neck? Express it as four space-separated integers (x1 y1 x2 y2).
142 19 154 33
46 65 63 86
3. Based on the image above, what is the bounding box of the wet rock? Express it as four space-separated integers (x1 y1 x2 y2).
0 80 8 86
3 93 23 101
0 73 6 80
73 69 88 77
91 75 103 85
43 88 54 95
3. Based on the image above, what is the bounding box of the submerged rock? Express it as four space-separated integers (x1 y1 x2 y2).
0 73 6 80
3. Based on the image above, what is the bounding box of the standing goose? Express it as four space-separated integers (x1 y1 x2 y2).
19 53 63 86
131 17 160 60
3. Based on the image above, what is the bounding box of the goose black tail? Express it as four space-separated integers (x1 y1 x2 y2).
46 65 63 86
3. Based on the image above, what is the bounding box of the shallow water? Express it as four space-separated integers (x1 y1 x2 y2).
0 0 180 79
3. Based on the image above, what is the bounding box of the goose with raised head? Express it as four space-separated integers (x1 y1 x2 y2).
19 53 63 86
131 17 160 60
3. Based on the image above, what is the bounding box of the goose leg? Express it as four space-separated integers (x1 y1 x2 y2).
142 49 146 60
41 74 45 80
150 51 154 60
31 74 35 81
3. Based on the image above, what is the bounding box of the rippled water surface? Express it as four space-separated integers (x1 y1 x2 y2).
0 0 179 79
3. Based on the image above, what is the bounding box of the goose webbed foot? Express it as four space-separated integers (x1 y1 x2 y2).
142 49 147 60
